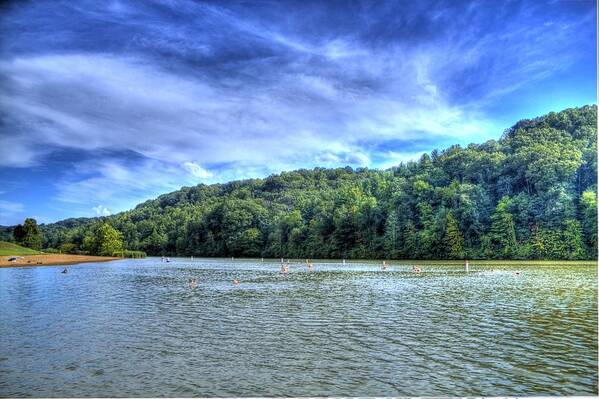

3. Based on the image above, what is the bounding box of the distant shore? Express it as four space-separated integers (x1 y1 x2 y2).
0 254 120 268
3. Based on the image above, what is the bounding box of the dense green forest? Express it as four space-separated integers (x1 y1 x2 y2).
3 105 597 260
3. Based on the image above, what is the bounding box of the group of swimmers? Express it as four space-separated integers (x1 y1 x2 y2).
280 259 315 273
185 258 522 289
380 260 421 273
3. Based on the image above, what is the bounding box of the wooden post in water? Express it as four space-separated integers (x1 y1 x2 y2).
465 259 469 273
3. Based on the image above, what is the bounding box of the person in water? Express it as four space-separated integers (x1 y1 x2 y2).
412 265 422 273
62 268 68 274
381 260 388 271
232 279 239 285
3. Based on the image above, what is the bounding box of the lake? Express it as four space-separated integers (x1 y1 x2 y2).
0 258 596 397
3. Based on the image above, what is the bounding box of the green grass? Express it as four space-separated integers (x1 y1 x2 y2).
0 241 41 256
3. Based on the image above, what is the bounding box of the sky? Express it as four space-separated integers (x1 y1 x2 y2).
0 0 596 225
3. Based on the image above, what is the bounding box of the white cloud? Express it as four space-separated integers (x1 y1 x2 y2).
182 161 213 179
92 205 112 216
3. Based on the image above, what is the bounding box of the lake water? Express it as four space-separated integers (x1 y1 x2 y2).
0 258 596 397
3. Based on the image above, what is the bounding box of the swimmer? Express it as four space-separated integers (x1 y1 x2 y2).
281 262 289 273
381 260 388 271
61 268 68 274
513 271 521 277
412 265 422 273
232 279 239 285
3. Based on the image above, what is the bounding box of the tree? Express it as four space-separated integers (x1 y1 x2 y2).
486 197 517 258
14 218 42 250
530 224 545 258
444 212 465 259
561 219 586 260
13 224 25 243
383 210 399 258
580 189 597 257
229 228 262 257
83 223 124 256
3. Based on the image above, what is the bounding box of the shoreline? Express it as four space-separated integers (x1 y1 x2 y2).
0 254 121 268
153 256 598 265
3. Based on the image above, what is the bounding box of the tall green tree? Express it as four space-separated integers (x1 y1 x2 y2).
83 223 124 256
580 188 598 256
444 212 465 259
14 218 42 250
561 219 585 260
486 197 517 258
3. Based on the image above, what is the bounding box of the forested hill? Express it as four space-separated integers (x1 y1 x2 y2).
36 105 599 259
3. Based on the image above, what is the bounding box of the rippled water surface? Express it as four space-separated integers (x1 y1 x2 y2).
0 258 597 397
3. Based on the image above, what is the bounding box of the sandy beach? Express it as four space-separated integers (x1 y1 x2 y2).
0 254 120 268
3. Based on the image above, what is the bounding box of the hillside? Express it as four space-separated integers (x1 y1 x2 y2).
30 105 599 260
0 241 41 256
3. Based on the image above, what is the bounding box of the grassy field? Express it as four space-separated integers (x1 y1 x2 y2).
0 241 41 256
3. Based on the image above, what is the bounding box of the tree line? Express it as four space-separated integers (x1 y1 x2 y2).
4 105 597 260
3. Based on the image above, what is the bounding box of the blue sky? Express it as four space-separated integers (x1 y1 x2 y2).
0 0 596 225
